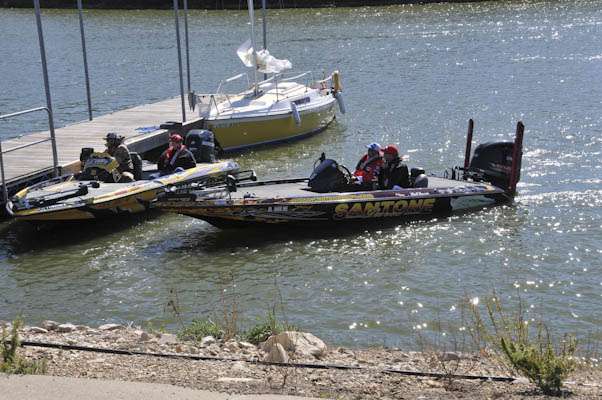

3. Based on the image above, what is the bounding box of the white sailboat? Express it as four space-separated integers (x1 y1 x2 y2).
190 0 345 152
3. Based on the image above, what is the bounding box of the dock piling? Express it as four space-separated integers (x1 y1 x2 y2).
33 0 59 178
173 0 187 123
0 141 7 203
77 0 93 121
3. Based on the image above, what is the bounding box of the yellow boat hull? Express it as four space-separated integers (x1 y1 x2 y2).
207 102 336 151
12 186 161 221
9 161 239 222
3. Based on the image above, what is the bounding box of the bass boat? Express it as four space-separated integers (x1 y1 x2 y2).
156 121 524 229
7 133 239 222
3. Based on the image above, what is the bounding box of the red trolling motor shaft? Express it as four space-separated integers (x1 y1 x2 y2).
463 119 474 179
507 121 524 195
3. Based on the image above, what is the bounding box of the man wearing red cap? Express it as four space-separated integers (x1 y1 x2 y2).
157 134 197 175
379 144 410 190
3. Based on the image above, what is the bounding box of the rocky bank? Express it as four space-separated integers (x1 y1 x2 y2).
3 320 601 399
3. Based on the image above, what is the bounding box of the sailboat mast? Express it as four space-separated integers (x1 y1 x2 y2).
247 0 259 95
261 0 267 81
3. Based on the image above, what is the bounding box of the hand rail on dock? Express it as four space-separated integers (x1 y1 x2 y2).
0 107 59 202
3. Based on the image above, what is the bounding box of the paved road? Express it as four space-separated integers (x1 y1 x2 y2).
0 374 323 400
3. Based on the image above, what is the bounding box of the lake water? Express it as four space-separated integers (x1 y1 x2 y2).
0 1 601 348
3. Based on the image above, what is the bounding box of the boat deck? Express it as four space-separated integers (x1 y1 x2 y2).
215 81 317 117
228 176 497 200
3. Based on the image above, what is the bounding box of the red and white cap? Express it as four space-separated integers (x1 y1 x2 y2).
383 144 399 156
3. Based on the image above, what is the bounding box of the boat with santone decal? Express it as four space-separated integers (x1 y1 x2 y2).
155 121 524 228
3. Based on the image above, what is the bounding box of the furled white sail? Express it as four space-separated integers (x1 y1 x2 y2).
236 40 292 74
237 40 255 68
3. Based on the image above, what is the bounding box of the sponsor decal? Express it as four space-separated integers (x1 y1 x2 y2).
334 198 436 219
288 193 374 204
195 204 326 221
27 203 68 213
450 195 497 210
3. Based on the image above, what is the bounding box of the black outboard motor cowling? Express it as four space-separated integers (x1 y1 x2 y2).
468 141 518 189
80 148 94 164
309 159 348 193
186 129 216 163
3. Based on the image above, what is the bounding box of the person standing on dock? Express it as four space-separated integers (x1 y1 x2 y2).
157 134 196 176
105 133 134 183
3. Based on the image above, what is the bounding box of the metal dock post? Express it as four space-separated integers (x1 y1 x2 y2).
173 0 187 123
77 0 93 121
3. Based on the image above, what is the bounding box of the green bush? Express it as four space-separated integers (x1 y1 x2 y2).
467 292 577 396
244 320 275 345
178 319 223 341
500 330 576 396
244 310 297 345
1 319 47 375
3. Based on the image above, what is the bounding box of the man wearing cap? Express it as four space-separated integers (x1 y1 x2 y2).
104 132 134 182
353 142 384 189
379 144 410 190
157 134 197 175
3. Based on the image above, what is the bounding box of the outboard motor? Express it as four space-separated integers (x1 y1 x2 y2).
80 148 94 164
468 141 517 189
186 129 216 163
308 157 349 193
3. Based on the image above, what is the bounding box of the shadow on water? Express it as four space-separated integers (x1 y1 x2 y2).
172 216 455 253
173 223 370 253
0 211 164 256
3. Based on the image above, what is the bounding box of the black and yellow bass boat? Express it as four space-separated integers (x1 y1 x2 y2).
7 152 239 222
156 122 524 229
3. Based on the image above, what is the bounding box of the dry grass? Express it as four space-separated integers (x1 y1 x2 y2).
1 319 47 375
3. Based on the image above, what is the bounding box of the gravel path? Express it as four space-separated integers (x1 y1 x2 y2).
0 374 322 400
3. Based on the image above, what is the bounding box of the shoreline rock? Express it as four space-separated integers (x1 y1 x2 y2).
56 323 77 333
98 323 123 331
8 321 602 399
261 331 327 359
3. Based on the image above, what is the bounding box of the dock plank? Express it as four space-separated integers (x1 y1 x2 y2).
1 96 198 197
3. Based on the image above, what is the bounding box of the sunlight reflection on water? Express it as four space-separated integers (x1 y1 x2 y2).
0 0 601 347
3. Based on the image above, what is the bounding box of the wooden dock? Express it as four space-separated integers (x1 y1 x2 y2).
0 97 200 201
